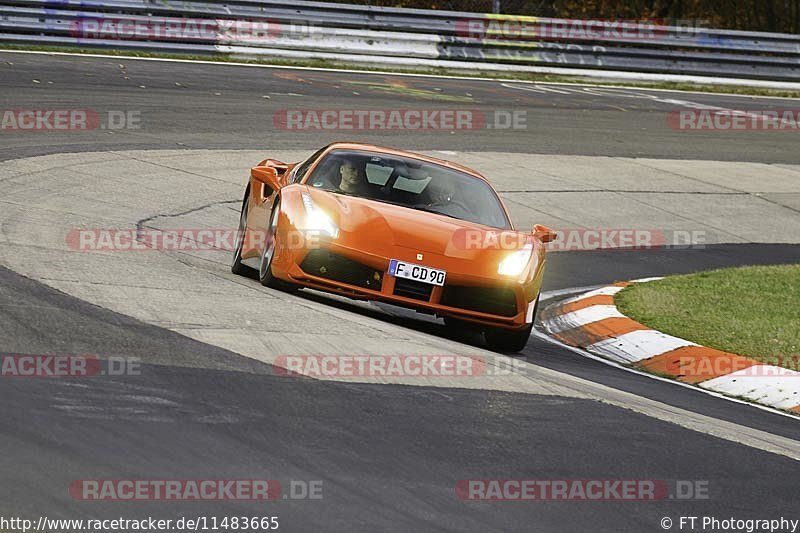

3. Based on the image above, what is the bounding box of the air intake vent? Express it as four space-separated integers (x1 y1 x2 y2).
393 278 433 302
300 250 382 290
440 286 518 317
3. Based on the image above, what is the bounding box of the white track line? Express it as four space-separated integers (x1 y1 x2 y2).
557 285 626 306
540 286 604 302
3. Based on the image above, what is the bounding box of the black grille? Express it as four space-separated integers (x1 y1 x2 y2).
300 249 382 290
393 278 434 301
440 285 518 317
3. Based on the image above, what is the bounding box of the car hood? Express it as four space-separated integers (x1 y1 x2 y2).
305 187 525 260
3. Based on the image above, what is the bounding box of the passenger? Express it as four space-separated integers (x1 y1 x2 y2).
423 180 455 206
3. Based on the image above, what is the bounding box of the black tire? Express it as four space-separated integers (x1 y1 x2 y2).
443 316 472 332
485 323 533 353
231 189 257 278
484 296 539 353
258 200 297 291
443 316 485 343
259 200 282 288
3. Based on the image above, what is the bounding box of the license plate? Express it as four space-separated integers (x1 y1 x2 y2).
389 259 446 286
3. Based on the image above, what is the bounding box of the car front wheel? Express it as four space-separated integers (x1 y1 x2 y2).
485 323 533 353
259 200 297 292
484 296 539 353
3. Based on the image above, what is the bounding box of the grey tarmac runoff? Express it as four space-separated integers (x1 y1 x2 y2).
0 51 798 532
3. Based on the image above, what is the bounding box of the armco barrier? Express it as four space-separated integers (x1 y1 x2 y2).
0 0 799 83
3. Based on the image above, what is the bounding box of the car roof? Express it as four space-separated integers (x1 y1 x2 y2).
321 142 491 185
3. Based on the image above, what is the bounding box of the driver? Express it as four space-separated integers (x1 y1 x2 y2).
338 159 371 196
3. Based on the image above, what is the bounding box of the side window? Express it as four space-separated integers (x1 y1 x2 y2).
292 148 326 183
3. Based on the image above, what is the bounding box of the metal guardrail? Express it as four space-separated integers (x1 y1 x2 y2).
1 0 799 82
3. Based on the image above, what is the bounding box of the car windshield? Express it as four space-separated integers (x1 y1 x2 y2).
304 149 511 229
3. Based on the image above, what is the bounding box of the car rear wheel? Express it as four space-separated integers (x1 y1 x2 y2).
231 190 257 279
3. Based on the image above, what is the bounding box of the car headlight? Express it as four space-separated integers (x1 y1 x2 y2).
498 245 533 276
302 192 339 238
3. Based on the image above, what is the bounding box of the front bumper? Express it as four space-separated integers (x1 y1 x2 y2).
279 246 539 331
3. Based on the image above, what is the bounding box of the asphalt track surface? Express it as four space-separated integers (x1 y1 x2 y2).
2 52 800 163
1 51 799 532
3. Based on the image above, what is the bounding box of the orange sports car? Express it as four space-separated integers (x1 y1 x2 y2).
231 143 556 352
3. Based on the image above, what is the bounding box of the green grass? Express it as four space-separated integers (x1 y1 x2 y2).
616 265 800 366
4 43 800 99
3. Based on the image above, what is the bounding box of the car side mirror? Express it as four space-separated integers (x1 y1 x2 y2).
532 224 557 244
251 166 282 193
262 159 289 175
